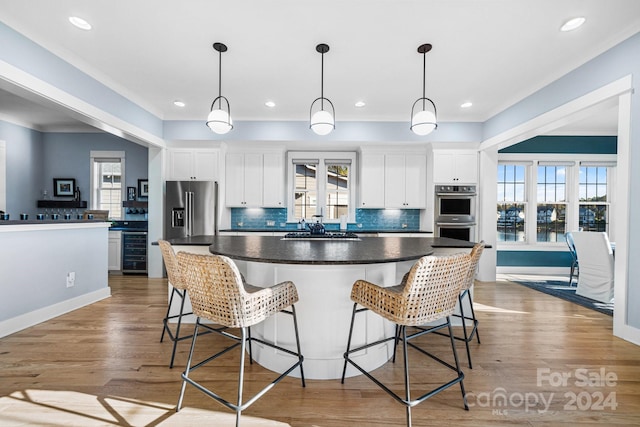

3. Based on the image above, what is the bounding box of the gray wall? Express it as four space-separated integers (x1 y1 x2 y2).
0 120 43 217
0 124 148 217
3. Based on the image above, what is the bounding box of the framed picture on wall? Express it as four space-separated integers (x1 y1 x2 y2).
127 187 137 201
138 179 149 198
53 178 76 197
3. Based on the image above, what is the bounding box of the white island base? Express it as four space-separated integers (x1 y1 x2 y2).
236 260 411 380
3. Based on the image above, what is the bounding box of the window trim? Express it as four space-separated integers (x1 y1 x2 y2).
497 154 616 248
90 150 125 219
287 151 356 223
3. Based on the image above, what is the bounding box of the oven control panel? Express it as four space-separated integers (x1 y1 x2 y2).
436 185 476 194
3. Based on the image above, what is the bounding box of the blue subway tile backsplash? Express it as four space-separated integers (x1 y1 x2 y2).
230 208 421 231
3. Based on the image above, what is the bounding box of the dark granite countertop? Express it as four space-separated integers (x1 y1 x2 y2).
160 235 478 265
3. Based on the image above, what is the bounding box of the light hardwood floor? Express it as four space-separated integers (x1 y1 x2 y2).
1 275 638 426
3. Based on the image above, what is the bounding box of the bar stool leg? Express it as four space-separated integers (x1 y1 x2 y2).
290 305 306 386
341 303 358 383
160 287 177 343
446 317 469 410
177 320 200 412
169 290 187 368
236 327 248 427
458 293 473 369
401 325 412 427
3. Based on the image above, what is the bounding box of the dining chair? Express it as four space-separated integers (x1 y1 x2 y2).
565 232 579 285
570 231 614 304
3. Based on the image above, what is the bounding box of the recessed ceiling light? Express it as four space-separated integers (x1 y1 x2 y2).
355 101 366 108
265 101 276 108
68 16 92 30
560 17 586 32
460 102 473 108
173 101 186 107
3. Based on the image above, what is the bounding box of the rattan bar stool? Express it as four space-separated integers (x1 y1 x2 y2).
341 252 471 427
158 239 202 368
433 241 485 369
176 252 305 426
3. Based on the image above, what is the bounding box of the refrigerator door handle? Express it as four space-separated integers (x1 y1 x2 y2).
185 191 194 236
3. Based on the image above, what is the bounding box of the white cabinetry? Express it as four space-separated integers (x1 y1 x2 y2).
384 153 426 208
108 230 122 271
262 153 285 207
225 152 284 207
432 150 477 183
167 149 219 181
359 153 385 208
360 152 426 209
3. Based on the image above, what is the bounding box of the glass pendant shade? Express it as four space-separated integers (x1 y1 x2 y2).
207 108 233 134
310 109 334 135
411 107 437 136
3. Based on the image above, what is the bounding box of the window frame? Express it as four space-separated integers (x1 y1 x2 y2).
90 150 125 220
497 153 616 248
287 151 356 223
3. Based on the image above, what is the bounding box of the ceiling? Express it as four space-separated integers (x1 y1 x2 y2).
1 0 638 135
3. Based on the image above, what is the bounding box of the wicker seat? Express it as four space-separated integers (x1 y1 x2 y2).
158 240 201 368
176 252 305 426
433 241 485 369
341 252 471 427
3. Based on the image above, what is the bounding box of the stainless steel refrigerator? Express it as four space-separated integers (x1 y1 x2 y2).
164 181 218 239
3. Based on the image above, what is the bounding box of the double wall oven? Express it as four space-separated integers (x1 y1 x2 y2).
434 185 477 241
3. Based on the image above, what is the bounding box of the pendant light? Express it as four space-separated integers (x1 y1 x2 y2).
206 42 233 134
410 43 437 136
310 43 335 135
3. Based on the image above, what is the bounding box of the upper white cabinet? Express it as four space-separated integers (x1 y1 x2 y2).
225 152 284 208
262 153 285 207
432 150 477 183
359 153 385 208
167 149 219 181
384 154 426 208
360 152 426 209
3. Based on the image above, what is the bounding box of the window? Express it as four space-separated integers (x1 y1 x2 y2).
91 151 125 220
325 163 350 220
497 164 527 242
288 152 356 222
497 156 615 245
579 165 609 232
537 165 566 242
294 163 317 220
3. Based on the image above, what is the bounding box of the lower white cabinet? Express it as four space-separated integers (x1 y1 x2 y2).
108 230 122 271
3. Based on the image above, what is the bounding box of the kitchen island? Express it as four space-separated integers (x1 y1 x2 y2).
164 235 476 379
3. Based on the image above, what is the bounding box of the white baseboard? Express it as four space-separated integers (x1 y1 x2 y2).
0 288 111 338
496 266 569 276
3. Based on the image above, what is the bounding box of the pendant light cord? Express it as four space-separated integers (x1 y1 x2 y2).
218 49 222 109
422 51 426 110
320 51 324 110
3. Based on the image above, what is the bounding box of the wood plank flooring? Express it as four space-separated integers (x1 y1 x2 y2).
1 275 639 426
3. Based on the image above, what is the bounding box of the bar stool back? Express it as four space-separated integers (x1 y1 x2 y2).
342 252 471 427
175 252 305 426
